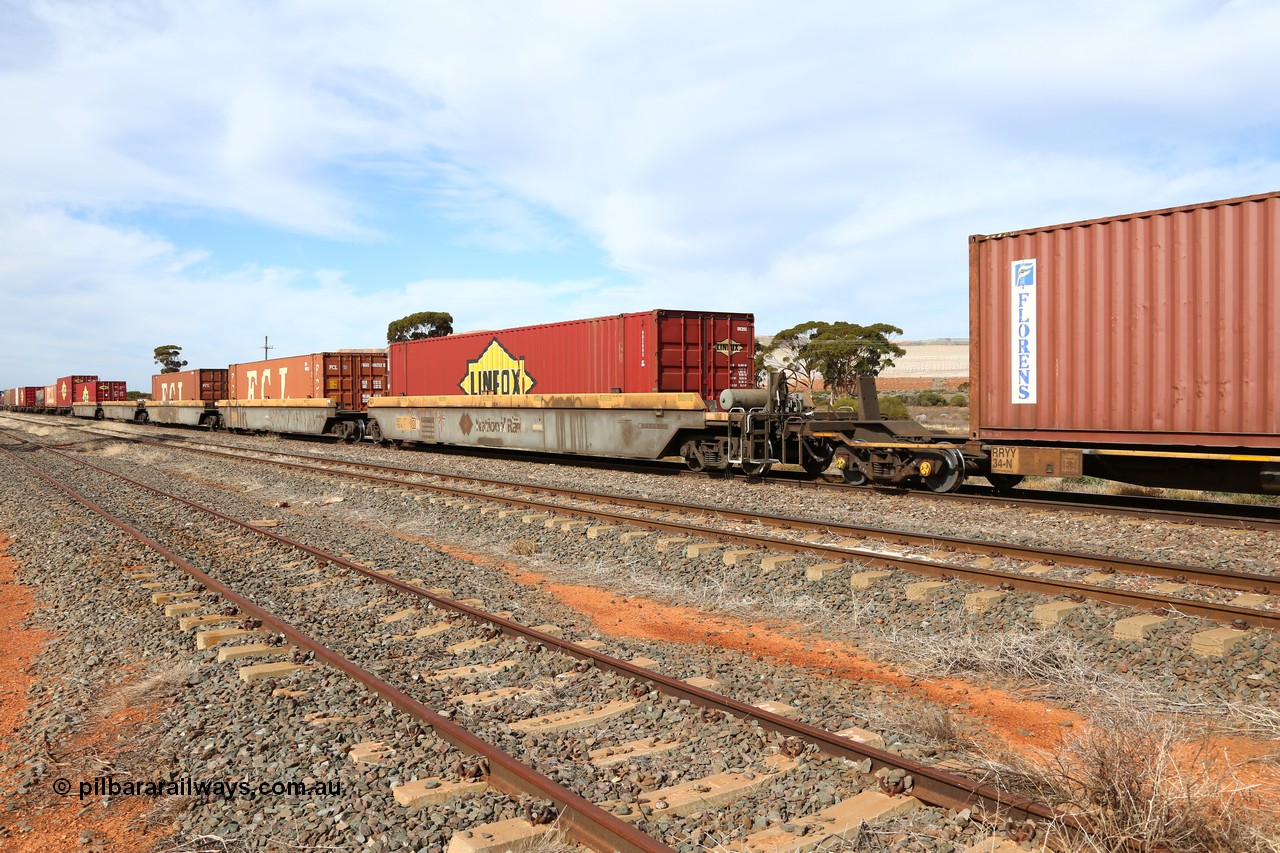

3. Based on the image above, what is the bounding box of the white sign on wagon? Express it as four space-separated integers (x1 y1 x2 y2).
1011 259 1037 404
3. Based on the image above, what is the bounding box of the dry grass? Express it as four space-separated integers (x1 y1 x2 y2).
871 623 1116 699
510 538 539 556
576 555 853 628
979 703 1280 852
106 661 202 713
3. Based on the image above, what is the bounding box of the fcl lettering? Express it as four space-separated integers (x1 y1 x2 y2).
246 367 289 400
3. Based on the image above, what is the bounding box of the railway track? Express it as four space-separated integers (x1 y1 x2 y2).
0 432 1095 851
22 422 1277 636
6 409 1280 533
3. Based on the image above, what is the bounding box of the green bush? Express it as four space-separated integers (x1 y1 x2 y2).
831 396 858 411
917 390 947 406
948 393 968 407
878 395 910 419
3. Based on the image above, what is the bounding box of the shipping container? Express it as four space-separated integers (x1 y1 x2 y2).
75 381 127 403
56 375 96 408
15 388 38 408
41 386 54 406
388 310 756 407
227 351 387 411
152 368 229 403
970 191 1280 451
2 388 14 407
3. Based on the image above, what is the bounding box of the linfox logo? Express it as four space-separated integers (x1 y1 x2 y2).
459 339 536 395
714 338 744 357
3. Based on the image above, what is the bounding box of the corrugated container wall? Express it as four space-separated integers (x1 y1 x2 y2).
152 369 229 403
77 381 127 403
227 352 387 411
42 386 54 405
388 310 755 406
971 191 1280 449
3 389 14 407
56 375 96 408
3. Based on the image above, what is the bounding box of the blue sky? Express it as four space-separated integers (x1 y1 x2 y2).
3 0 1280 390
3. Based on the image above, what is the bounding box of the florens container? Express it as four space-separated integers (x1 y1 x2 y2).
970 191 1280 450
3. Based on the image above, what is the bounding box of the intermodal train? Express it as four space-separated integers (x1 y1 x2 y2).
4 191 1279 496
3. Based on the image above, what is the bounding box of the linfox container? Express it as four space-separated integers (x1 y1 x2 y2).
152 369 229 403
56 375 96 408
75 381 128 403
388 310 756 407
227 351 387 411
970 190 1280 450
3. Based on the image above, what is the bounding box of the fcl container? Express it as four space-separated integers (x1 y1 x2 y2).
56 375 96 408
970 190 1280 450
152 369 229 403
15 388 38 407
387 310 756 407
227 352 387 411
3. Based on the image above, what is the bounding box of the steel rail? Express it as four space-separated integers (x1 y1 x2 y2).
0 442 673 853
6 410 1280 532
91 431 1280 629
148 436 1279 597
3 433 1087 839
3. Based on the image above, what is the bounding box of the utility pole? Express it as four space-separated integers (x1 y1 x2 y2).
262 336 274 360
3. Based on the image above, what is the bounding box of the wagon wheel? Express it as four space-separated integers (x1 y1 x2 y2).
799 440 835 476
680 440 706 473
832 447 868 485
919 448 966 493
343 419 366 444
986 473 1024 492
739 440 773 478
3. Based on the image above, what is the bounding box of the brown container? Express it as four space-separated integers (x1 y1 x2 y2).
388 310 755 407
227 351 387 411
76 381 128 403
152 369 229 403
56 375 97 408
971 191 1280 450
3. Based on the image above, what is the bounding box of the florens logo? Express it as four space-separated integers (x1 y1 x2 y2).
459 339 536 395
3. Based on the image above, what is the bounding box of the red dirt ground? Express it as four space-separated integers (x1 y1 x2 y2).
0 535 165 852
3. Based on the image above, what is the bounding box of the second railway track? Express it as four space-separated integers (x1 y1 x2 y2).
19 421 1277 635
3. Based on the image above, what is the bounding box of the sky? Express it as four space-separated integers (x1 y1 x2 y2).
2 0 1279 390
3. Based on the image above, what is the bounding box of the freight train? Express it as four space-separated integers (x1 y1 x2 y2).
4 192 1279 496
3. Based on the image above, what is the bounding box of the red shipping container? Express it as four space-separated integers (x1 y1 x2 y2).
970 191 1280 450
15 387 38 407
152 369 229 403
76 381 127 403
56 375 96 408
227 351 387 411
388 310 756 406
43 385 55 405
